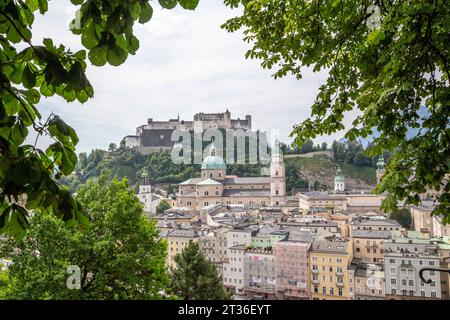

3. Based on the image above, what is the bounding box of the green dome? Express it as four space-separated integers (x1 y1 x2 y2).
334 167 344 182
201 156 226 170
201 143 226 170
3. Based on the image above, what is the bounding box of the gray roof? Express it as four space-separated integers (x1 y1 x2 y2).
224 177 271 185
222 189 270 197
179 178 202 185
310 240 350 254
287 230 314 243
351 218 402 227
352 230 392 239
167 229 198 238
196 178 222 186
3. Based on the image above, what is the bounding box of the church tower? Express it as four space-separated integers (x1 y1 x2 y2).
376 156 385 185
334 167 345 192
270 141 286 206
138 169 152 212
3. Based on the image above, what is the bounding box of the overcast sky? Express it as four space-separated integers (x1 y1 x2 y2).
30 1 349 154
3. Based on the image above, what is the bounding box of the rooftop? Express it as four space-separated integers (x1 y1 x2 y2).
352 230 392 239
167 229 199 238
197 178 222 186
224 177 271 185
222 189 270 197
310 239 350 254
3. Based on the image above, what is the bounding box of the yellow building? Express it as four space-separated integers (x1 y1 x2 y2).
309 237 354 300
352 230 391 264
165 229 199 270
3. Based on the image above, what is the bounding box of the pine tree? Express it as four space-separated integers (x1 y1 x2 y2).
170 242 232 300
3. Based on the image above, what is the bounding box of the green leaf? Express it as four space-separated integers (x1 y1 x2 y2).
37 0 48 14
88 45 107 66
159 0 178 9
22 64 36 89
81 23 99 50
0 206 11 232
178 0 199 10
139 2 153 23
106 44 127 66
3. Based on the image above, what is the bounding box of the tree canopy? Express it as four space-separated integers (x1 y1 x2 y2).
170 241 232 300
0 0 199 237
222 0 450 220
0 175 169 299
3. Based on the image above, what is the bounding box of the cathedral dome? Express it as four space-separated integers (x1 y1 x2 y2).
201 143 226 170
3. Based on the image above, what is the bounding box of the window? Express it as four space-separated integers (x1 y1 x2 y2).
391 289 396 295
330 287 334 295
431 291 437 298
408 280 414 286
390 268 396 274
391 279 397 285
402 279 407 286
322 286 327 295
338 288 343 296
421 291 425 297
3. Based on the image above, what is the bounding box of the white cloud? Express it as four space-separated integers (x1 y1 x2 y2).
29 1 347 153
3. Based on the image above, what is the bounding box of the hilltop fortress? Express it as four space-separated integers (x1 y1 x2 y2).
123 110 252 154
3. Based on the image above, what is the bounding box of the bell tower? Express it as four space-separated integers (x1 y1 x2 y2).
334 167 345 192
270 141 286 206
138 169 152 213
139 169 151 194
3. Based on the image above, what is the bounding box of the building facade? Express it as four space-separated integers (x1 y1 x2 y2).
352 230 391 264
383 232 442 300
164 229 199 270
273 239 312 300
309 238 354 300
244 248 276 299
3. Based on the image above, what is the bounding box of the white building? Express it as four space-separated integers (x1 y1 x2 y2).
137 169 162 214
223 245 246 294
383 232 442 300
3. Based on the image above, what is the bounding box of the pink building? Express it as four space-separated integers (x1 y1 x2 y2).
273 238 312 300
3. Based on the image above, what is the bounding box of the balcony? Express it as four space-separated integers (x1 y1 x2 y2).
312 279 319 285
336 282 344 287
336 270 343 276
312 269 319 274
